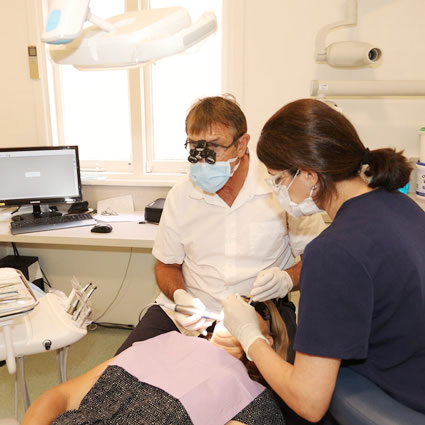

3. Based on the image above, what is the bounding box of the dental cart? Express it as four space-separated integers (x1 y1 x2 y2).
0 268 89 412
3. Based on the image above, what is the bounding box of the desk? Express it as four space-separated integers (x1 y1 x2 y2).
0 217 159 325
0 219 158 249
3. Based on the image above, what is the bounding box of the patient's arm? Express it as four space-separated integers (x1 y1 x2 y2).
21 358 113 425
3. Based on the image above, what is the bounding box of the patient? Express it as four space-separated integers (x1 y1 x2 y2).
21 301 287 425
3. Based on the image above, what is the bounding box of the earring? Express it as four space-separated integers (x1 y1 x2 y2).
312 184 318 190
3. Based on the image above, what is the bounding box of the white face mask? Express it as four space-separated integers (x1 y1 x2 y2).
268 170 323 217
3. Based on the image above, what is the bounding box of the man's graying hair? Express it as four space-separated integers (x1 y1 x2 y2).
185 95 247 138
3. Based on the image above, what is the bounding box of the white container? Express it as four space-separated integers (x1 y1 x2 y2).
420 127 425 164
416 161 425 201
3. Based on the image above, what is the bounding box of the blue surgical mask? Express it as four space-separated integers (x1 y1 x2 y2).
190 157 239 193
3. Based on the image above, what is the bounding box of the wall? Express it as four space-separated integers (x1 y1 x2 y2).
241 0 425 161
82 184 169 212
0 1 50 147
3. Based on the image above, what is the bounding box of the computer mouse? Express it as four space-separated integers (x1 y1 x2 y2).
91 223 113 233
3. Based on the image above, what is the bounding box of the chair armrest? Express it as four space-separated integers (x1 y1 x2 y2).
329 367 425 425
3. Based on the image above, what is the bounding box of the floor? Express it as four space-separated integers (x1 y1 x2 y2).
0 325 131 422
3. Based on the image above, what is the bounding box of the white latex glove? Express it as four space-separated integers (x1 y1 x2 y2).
222 294 269 360
173 289 213 334
250 267 293 302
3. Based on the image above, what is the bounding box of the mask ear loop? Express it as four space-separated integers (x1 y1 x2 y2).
229 157 241 177
287 169 300 190
309 183 318 197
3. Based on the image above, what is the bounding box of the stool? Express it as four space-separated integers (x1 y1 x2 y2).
328 367 425 425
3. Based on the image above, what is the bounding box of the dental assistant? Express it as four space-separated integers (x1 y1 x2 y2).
223 98 425 422
116 96 325 358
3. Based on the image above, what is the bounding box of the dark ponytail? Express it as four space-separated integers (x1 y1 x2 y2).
365 148 412 191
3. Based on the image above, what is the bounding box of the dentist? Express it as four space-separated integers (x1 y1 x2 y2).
116 96 325 360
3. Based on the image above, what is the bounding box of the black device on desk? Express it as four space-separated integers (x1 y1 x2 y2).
144 198 165 223
0 145 96 234
91 223 113 233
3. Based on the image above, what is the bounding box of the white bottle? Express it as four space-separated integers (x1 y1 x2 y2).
416 160 425 202
419 127 425 164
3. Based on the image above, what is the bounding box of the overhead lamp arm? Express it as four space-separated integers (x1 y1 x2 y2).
315 0 358 62
87 10 115 34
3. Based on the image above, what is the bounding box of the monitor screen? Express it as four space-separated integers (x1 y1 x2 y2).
0 146 82 209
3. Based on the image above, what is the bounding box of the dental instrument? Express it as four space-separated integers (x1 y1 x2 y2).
160 303 223 321
72 286 97 321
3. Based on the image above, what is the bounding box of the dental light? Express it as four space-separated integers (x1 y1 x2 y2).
41 0 218 70
315 0 382 68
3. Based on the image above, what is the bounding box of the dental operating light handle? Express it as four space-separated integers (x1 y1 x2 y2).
161 303 223 321
42 0 90 44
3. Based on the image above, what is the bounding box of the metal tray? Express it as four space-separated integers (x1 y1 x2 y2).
0 268 39 319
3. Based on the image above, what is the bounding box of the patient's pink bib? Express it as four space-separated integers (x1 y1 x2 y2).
110 331 264 425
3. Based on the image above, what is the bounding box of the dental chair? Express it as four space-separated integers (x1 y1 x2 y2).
326 367 425 425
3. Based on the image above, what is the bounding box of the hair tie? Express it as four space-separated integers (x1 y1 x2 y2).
361 148 370 165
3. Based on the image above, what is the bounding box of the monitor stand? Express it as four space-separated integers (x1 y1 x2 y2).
12 205 63 221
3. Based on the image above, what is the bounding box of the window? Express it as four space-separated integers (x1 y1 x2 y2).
45 0 223 185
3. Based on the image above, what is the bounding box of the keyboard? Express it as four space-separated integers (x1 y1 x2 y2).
10 213 97 235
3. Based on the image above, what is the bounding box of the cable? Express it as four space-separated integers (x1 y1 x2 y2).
12 242 19 257
40 266 52 288
138 302 157 322
91 322 135 330
92 248 133 322
10 206 20 215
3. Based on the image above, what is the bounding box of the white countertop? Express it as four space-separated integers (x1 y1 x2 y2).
0 212 157 249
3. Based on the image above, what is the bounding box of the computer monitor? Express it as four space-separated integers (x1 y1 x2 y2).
0 145 82 219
